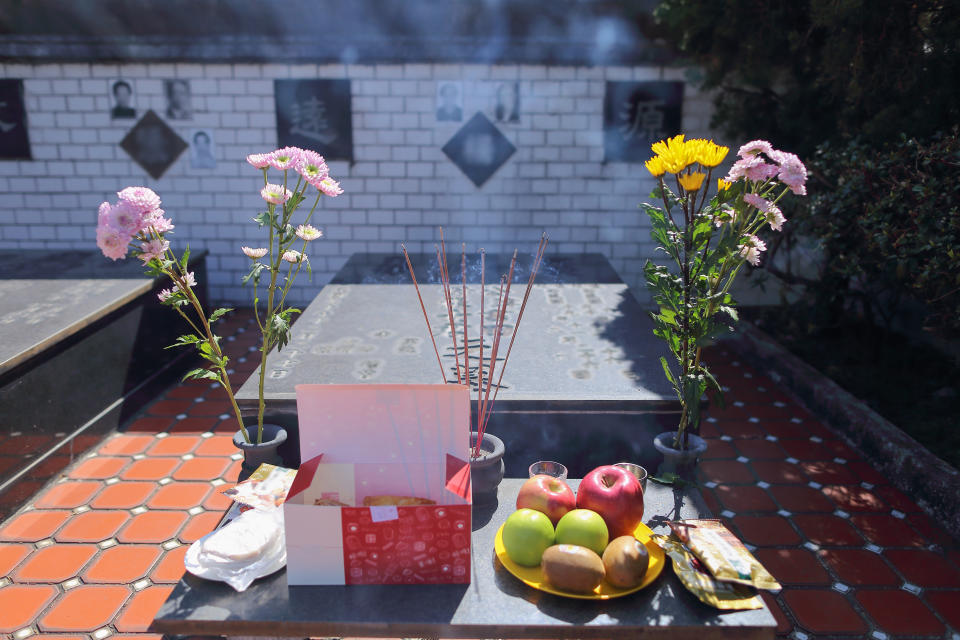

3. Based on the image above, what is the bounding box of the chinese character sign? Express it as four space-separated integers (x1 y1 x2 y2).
603 81 683 163
275 79 353 162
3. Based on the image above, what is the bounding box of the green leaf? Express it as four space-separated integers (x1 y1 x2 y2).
209 308 233 324
253 211 271 228
182 368 219 382
165 334 200 350
242 262 267 287
180 245 190 273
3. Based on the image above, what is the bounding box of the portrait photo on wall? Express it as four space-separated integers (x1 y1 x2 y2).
119 110 188 180
436 81 463 122
110 78 137 120
603 81 683 163
274 79 353 162
189 128 216 169
0 79 31 160
493 82 520 124
164 79 192 120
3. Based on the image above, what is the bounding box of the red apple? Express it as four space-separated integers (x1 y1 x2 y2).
516 474 577 525
576 465 645 538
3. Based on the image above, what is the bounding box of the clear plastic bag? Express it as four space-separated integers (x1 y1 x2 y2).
184 506 286 592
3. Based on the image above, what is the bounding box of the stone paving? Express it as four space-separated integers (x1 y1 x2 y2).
0 308 958 639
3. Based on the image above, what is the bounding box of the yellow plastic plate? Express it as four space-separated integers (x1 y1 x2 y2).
494 521 666 599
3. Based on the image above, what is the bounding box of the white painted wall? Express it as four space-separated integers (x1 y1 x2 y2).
0 62 716 306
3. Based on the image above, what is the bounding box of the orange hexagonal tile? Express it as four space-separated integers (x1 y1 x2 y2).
146 435 201 457
0 543 33 575
83 544 162 583
172 457 230 481
150 545 188 583
224 459 242 483
114 585 174 632
179 511 222 543
120 458 181 481
54 510 130 543
0 585 58 633
194 434 237 457
203 486 234 511
90 481 156 509
98 434 155 456
39 585 130 632
0 510 71 542
33 481 102 509
146 482 212 510
118 511 188 544
67 456 129 480
14 543 98 583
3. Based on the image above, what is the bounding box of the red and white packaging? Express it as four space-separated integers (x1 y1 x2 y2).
285 384 472 586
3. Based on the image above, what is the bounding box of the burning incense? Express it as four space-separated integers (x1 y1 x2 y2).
461 244 469 392
401 244 446 382
435 235 462 384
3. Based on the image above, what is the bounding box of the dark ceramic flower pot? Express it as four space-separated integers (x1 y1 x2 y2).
653 431 707 476
233 422 287 481
470 431 505 504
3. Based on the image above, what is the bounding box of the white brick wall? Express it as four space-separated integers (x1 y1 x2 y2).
0 62 718 306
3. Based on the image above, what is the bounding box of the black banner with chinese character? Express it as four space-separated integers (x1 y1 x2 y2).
603 81 683 163
275 79 353 162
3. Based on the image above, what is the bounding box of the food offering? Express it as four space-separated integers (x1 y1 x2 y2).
495 465 665 599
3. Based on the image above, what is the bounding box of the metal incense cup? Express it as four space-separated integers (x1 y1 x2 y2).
528 460 569 481
614 461 648 492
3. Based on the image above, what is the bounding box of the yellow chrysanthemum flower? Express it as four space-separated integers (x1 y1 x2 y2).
645 155 666 177
692 139 729 167
717 178 732 191
678 172 706 191
651 134 694 174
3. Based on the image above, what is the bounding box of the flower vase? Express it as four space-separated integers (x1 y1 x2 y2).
653 431 707 477
232 422 287 481
470 431 505 504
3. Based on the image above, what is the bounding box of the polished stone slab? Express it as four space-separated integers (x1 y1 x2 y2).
152 478 776 639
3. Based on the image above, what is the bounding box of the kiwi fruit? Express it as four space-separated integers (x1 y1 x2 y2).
601 535 650 588
541 544 605 593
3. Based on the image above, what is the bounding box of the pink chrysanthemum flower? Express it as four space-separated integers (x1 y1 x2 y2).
725 156 761 182
242 246 268 259
769 150 808 195
713 204 737 228
117 186 161 216
296 150 329 184
246 153 271 169
738 140 774 158
738 235 767 266
157 288 173 303
105 201 143 235
138 238 170 265
766 206 787 232
295 224 322 241
142 208 175 234
745 161 779 183
97 201 112 227
261 184 293 205
268 146 302 171
318 177 343 197
282 250 306 264
183 271 197 288
96 224 131 261
743 193 771 211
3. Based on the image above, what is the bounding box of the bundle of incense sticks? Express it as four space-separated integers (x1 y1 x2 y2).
401 229 548 458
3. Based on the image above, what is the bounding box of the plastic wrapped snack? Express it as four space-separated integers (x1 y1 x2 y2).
185 507 286 591
668 519 781 591
221 463 297 510
652 534 763 610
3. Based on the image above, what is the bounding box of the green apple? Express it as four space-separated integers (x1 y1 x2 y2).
555 508 609 556
502 508 556 567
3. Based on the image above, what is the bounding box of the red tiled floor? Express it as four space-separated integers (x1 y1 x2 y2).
194 435 237 457
753 548 831 585
120 457 181 481
203 486 234 511
712 420 769 439
885 548 960 587
781 589 868 634
821 484 887 512
169 416 219 432
97 434 155 456
33 481 102 509
0 585 58 632
38 585 130 632
82 545 162 583
54 510 130 543
872 484 921 513
698 460 755 484
150 545 188 583
713 484 777 513
731 515 801 546
768 485 836 513
847 459 888 485
849 513 929 548
13 544 98 583
925 590 960 630
798 460 860 485
0 542 32 575
117 511 188 544
146 435 202 456
856 589 945 635
172 457 231 481
733 438 785 460
0 510 71 542
89 481 156 509
792 514 864 546
146 399 194 416
817 548 900 585
907 511 959 547
701 438 736 460
179 511 222 543
758 593 791 635
777 438 835 461
187 399 233 417
146 482 212 510
124 416 173 432
114 585 175 632
67 456 129 480
748 460 807 484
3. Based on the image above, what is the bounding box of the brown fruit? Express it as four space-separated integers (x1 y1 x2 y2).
541 544 605 593
601 535 650 588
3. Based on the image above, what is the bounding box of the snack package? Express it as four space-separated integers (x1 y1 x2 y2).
652 534 763 610
221 463 298 510
668 519 781 592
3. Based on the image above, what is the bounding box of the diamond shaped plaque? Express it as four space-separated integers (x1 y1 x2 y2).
119 110 187 179
442 112 516 187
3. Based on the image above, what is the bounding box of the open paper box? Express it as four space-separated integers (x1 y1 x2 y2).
285 384 472 585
